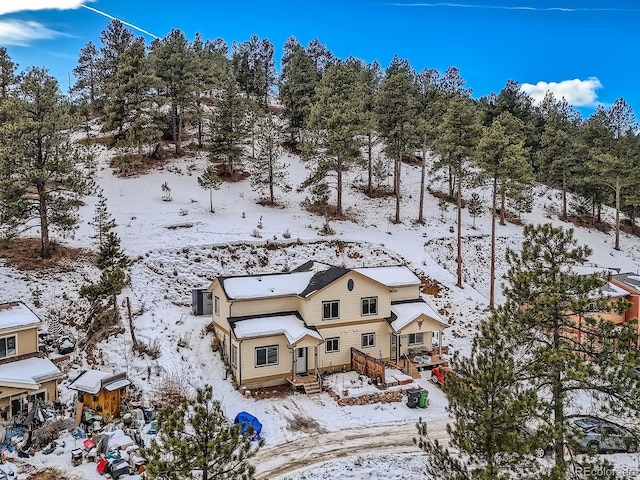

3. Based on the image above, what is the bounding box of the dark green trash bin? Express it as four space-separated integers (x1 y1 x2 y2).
418 390 429 408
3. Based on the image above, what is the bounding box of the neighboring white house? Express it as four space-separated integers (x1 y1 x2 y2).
0 302 63 419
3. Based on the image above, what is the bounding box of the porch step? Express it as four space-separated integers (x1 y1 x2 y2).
404 364 422 379
303 382 321 397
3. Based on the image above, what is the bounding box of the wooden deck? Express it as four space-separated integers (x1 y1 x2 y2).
286 374 321 396
285 374 319 386
389 355 447 379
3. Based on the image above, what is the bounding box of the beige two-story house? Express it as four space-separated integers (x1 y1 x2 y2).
0 302 63 419
208 262 447 390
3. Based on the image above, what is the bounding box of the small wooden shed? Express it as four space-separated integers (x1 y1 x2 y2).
69 370 130 419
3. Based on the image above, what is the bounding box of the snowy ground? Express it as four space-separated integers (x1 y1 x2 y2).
3 136 640 478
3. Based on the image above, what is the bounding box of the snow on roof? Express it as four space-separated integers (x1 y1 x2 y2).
602 282 630 298
390 301 447 333
0 356 62 386
355 266 420 288
612 273 640 292
103 378 131 392
233 314 322 344
223 271 316 300
68 369 109 394
0 302 42 331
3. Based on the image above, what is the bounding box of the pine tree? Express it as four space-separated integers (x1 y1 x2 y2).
305 58 365 217
72 41 102 114
89 189 116 248
191 34 230 147
0 68 88 258
306 38 334 75
98 19 135 119
476 111 531 308
621 134 640 233
0 47 17 99
467 192 483 229
143 385 262 480
484 80 539 175
198 166 222 213
209 67 248 175
360 61 381 196
588 98 638 250
248 114 287 203
104 37 160 157
432 94 481 288
417 314 541 480
439 66 472 97
415 67 444 223
577 106 614 225
80 230 128 321
536 92 581 220
500 223 640 477
231 35 276 109
375 56 419 224
150 29 198 155
279 37 318 145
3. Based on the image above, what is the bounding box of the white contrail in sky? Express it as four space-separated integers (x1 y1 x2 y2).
393 3 640 13
81 5 159 39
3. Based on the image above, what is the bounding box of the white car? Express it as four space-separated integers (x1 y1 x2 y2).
571 417 637 454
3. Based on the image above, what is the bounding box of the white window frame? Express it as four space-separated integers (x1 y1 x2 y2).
361 333 375 348
325 337 340 353
230 344 237 367
408 333 424 345
214 296 220 316
255 345 278 367
361 297 378 316
0 335 17 359
34 389 47 404
322 300 340 320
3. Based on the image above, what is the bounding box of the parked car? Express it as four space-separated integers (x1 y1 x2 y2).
518 426 554 458
570 417 637 454
430 366 463 386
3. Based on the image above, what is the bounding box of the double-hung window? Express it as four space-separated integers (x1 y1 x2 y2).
361 333 375 348
325 337 340 353
214 296 220 316
0 335 16 358
361 297 378 316
322 300 340 320
408 333 424 345
230 344 238 367
255 345 278 367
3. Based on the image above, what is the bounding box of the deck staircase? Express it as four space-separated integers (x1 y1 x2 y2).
303 381 321 396
405 361 422 379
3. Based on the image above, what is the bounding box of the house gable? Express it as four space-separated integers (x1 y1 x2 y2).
386 299 447 334
301 270 392 327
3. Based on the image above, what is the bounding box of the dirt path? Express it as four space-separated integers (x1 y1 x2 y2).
252 418 451 480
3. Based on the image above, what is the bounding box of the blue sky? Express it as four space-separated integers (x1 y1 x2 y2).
1 0 638 118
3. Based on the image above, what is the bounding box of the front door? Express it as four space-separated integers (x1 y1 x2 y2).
390 333 398 362
296 347 307 374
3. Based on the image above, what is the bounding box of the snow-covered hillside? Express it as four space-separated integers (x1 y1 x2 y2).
3 136 640 479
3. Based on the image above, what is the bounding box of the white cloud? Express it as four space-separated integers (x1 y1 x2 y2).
0 19 65 46
0 1 88 16
520 78 603 107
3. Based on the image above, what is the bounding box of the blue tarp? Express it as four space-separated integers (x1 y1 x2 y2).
233 412 262 441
